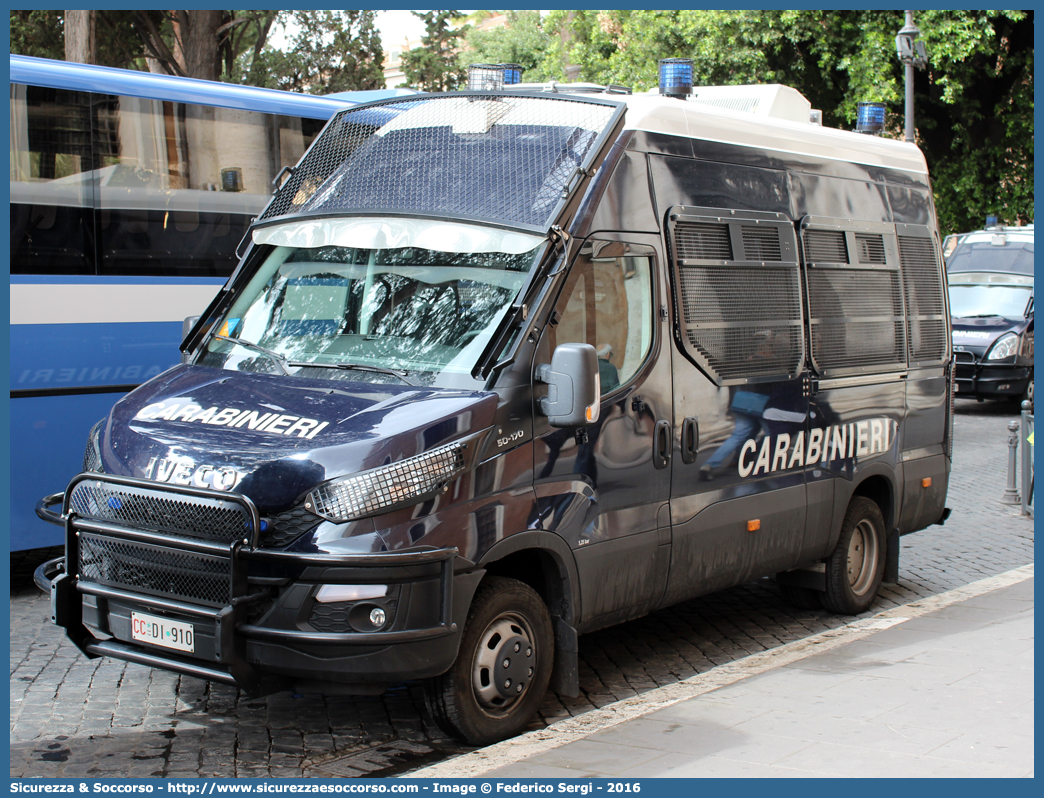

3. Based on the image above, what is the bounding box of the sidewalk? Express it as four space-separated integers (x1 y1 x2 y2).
419 571 1034 778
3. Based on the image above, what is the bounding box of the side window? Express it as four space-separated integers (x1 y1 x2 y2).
550 240 655 394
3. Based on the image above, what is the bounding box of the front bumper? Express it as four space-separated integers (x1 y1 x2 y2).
954 361 1031 398
43 474 475 692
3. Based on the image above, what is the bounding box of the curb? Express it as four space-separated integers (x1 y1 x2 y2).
407 563 1035 778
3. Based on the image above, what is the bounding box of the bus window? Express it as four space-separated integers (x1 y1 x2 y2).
95 97 325 278
10 85 96 275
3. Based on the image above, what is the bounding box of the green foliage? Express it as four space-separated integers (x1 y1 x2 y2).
10 11 64 61
402 10 468 91
553 10 1033 234
9 9 384 94
10 9 1030 231
457 11 558 82
10 10 145 70
245 10 385 93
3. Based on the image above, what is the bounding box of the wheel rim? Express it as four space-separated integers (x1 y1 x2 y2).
847 518 880 596
471 613 536 713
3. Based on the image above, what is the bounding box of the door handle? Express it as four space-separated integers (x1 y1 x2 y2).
654 420 671 469
681 416 699 464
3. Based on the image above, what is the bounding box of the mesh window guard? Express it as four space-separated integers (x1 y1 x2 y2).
258 94 624 232
800 217 906 376
667 207 803 385
897 225 948 365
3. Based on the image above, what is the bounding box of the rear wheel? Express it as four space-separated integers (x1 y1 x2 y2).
822 496 886 614
424 576 553 746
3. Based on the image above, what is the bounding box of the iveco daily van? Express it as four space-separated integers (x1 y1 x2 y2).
946 224 1033 404
39 64 953 745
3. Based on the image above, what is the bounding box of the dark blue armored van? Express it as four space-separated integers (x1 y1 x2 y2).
945 225 1034 404
39 66 953 745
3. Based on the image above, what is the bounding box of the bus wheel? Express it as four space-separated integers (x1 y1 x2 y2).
424 576 553 746
822 496 885 615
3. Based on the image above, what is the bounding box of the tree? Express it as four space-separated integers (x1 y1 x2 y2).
246 10 385 93
10 11 136 66
402 10 467 92
126 10 278 81
457 11 557 82
8 10 278 81
552 10 1033 234
11 11 64 60
64 10 96 64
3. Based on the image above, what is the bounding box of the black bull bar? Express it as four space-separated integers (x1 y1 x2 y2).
37 473 459 692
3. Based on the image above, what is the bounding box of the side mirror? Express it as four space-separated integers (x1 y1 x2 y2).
181 316 200 364
536 343 601 427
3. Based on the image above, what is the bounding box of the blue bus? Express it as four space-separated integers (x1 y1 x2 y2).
10 55 412 550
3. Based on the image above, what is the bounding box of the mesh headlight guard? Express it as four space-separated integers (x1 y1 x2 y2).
304 440 469 523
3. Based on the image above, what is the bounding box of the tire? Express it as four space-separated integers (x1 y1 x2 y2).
778 582 822 610
424 576 553 746
822 496 886 615
1022 370 1033 409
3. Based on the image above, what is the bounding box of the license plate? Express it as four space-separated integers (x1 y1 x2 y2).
131 611 195 653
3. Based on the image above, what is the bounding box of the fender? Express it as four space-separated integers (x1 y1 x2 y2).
831 462 899 539
478 530 582 625
478 529 583 697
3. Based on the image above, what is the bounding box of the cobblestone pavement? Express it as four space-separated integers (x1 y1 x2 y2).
10 399 1034 778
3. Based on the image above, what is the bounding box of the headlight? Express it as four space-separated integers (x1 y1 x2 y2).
304 441 467 522
987 333 1020 361
83 419 105 473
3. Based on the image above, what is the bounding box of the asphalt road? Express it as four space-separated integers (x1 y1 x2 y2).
9 398 1034 778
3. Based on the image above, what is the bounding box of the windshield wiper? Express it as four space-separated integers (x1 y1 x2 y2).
213 334 291 375
286 361 420 386
958 314 1004 318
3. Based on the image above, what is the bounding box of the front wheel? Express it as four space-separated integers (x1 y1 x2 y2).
822 496 886 615
424 576 553 746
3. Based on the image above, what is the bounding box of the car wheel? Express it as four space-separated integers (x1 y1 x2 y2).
424 576 553 746
822 496 886 615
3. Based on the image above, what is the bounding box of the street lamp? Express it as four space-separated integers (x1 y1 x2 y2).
895 10 928 144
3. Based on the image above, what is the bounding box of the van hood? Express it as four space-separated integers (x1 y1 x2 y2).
99 365 498 511
951 315 1029 355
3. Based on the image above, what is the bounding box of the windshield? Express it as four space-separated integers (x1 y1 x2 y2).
948 283 1032 319
946 241 1034 275
199 221 544 388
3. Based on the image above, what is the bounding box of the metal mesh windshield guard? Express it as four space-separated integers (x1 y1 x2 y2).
67 478 254 543
260 94 623 231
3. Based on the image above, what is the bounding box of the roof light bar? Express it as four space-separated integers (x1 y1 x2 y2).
468 64 505 91
856 101 886 135
467 63 526 91
500 63 523 86
658 58 693 99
